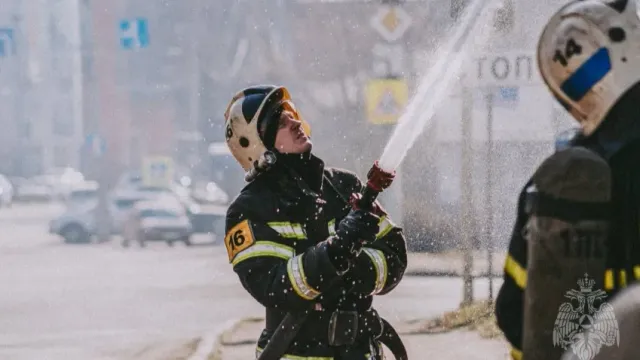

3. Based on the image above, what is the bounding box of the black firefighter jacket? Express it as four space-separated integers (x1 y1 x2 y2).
495 136 640 360
224 156 408 359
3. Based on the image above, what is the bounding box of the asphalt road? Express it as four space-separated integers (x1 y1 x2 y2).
0 203 502 360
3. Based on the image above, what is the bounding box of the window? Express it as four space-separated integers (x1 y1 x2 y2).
53 106 74 136
53 146 70 167
139 209 179 218
114 199 140 209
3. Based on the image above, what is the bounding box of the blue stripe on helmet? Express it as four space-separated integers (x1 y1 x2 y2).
560 47 612 102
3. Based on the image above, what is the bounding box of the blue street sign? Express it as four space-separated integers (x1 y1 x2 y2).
493 86 519 108
85 134 106 157
0 28 15 57
119 18 149 50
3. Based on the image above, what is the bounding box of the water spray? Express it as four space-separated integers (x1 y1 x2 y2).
356 0 501 210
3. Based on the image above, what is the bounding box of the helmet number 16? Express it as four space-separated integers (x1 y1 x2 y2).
553 38 583 67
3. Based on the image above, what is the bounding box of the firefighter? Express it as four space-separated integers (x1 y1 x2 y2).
496 0 640 359
222 85 408 359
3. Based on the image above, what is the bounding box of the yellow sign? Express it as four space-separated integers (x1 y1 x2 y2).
365 79 408 125
141 156 174 188
382 9 400 34
225 219 255 262
370 6 412 42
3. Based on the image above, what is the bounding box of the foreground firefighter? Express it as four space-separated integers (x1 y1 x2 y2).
496 1 640 359
222 85 408 359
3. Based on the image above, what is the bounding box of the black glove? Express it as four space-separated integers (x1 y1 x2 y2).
327 209 379 273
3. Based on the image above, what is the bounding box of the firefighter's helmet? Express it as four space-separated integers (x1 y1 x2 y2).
538 0 640 136
223 85 311 172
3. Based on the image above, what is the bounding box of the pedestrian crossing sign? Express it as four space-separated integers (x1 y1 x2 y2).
142 156 174 188
365 79 408 124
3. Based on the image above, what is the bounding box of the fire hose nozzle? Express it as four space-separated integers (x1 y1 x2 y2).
352 161 396 211
366 160 395 192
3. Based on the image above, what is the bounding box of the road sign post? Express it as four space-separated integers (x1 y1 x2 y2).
364 1 413 229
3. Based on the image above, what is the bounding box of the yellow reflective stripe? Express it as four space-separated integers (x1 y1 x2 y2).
604 269 614 290
376 216 394 239
603 268 639 290
291 224 306 239
231 241 294 266
619 270 628 288
256 347 333 360
510 347 522 360
268 222 307 240
363 248 388 295
504 255 527 289
327 219 336 236
287 254 320 300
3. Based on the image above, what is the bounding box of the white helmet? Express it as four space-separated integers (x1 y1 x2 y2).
538 0 640 136
223 85 311 173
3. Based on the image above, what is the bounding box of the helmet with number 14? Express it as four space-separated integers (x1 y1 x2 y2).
538 0 640 136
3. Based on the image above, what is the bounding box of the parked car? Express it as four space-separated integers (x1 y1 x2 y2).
45 167 86 199
13 177 54 202
48 191 155 244
63 181 99 206
190 181 229 205
121 198 193 248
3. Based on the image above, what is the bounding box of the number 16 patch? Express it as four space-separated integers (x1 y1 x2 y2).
225 219 256 262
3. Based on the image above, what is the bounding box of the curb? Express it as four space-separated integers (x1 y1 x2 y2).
405 270 502 278
187 318 244 360
187 317 264 360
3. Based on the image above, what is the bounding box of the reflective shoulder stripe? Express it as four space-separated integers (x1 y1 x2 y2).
256 346 333 360
604 269 614 290
327 219 336 236
510 347 522 360
286 254 320 300
376 216 395 239
619 269 628 288
504 255 527 289
231 241 294 266
363 248 388 295
291 224 306 239
267 221 307 240
604 268 639 291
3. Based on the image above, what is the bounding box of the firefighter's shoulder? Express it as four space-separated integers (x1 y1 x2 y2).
224 186 294 267
324 167 363 194
224 190 265 260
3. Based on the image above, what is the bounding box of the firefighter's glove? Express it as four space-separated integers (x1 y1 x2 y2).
328 209 379 274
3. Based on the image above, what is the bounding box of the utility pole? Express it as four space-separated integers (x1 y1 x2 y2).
92 0 130 243
187 0 202 174
460 76 474 306
485 89 494 302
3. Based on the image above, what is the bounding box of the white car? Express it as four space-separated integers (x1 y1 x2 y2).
14 177 54 202
122 198 193 248
49 191 156 244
